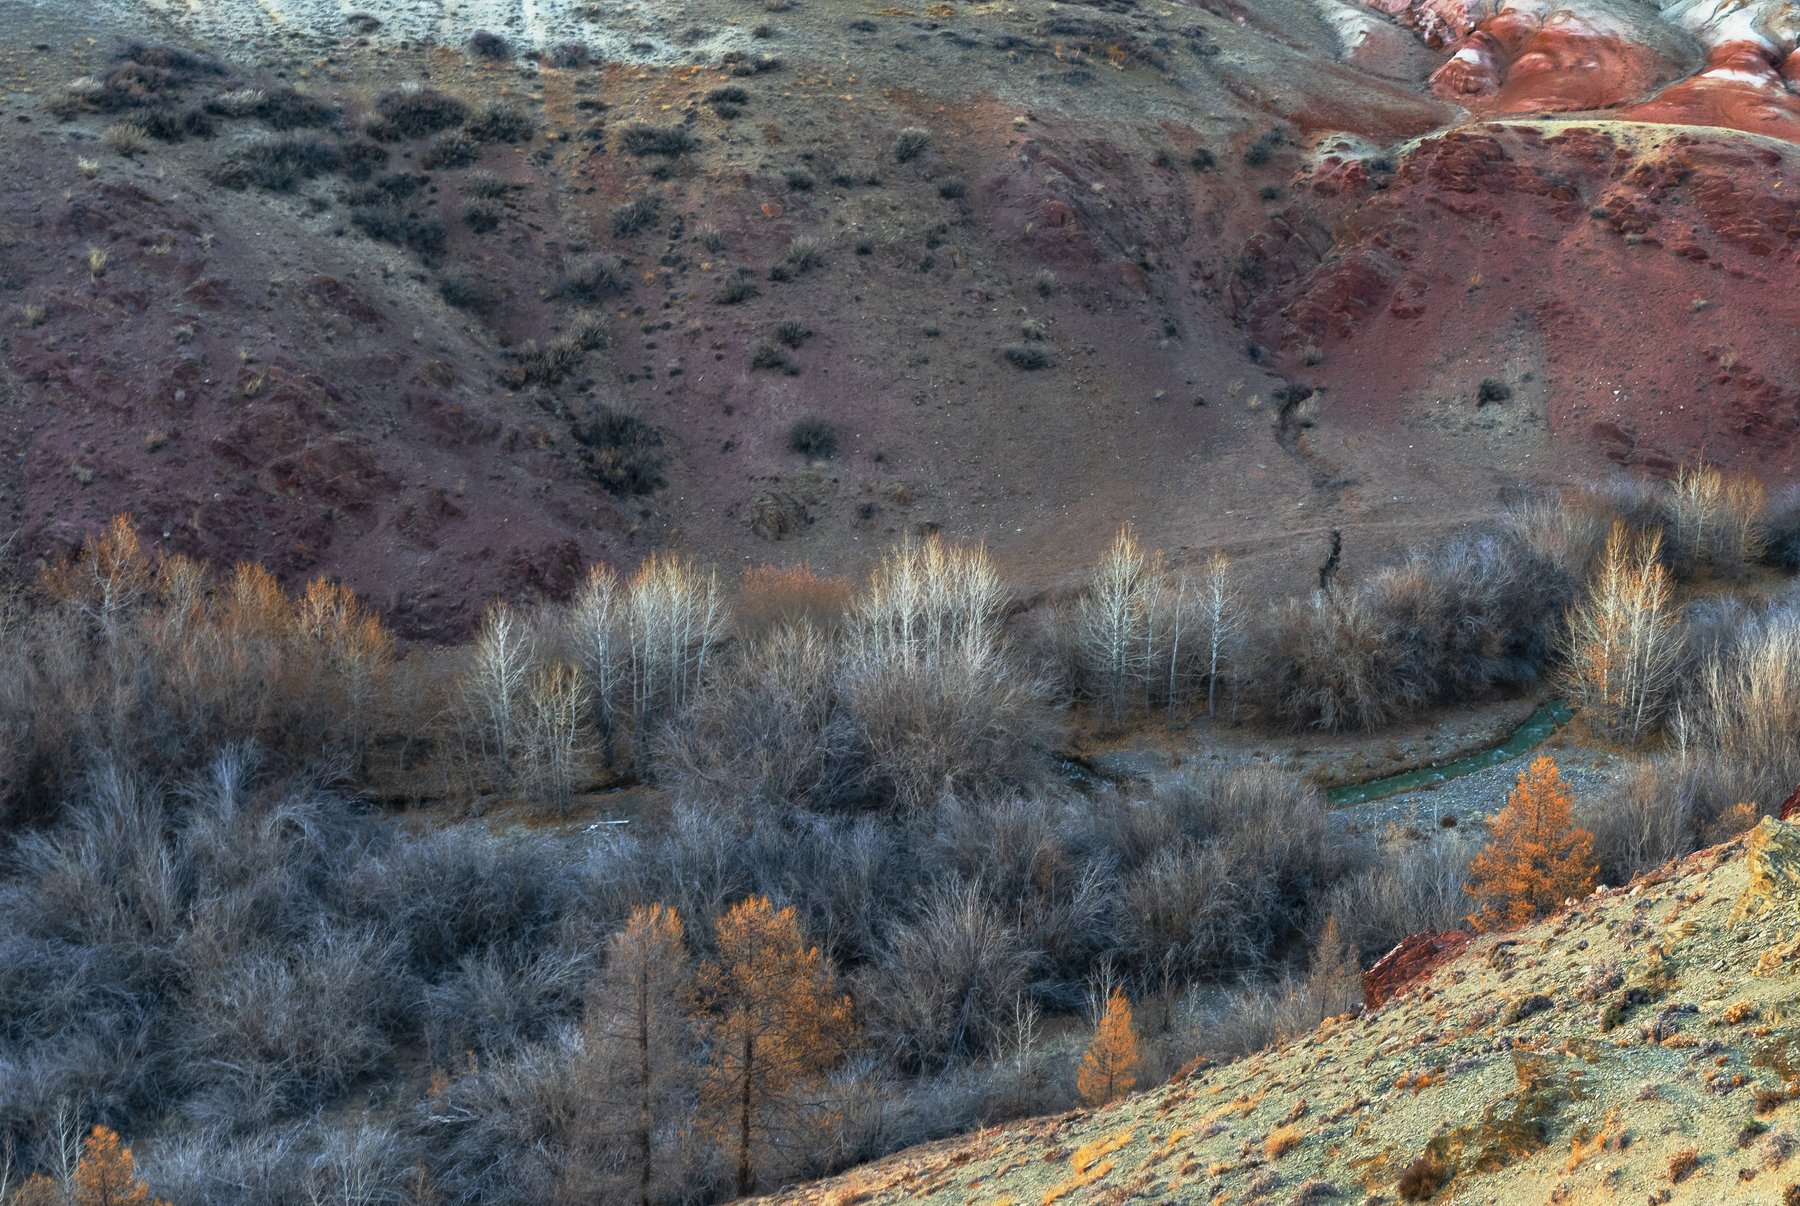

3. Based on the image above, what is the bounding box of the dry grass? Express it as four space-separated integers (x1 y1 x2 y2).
1264 1122 1304 1159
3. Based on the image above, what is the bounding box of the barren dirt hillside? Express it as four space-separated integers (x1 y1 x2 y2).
4 0 1799 634
768 816 1800 1205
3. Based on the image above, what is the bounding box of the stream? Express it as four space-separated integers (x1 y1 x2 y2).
1323 700 1574 807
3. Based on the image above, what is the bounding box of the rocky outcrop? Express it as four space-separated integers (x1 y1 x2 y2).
1375 0 1800 144
1730 815 1800 925
1362 928 1473 1008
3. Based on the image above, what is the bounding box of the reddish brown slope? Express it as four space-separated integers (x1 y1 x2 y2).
1242 121 1800 474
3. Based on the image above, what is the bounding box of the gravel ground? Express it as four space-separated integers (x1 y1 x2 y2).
1330 736 1624 838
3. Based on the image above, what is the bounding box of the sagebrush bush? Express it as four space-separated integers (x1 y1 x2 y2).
217 134 343 191
467 101 534 143
468 29 512 60
547 41 595 69
611 195 661 236
101 122 149 156
370 85 469 140
714 273 760 305
55 44 225 119
421 130 480 169
1002 343 1050 370
251 85 337 130
556 255 631 303
580 406 668 495
620 124 699 157
349 203 446 257
894 127 931 162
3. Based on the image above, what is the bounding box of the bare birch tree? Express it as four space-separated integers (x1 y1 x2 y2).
520 660 589 812
1200 550 1241 719
1564 522 1681 743
565 565 626 769
1076 527 1158 723
462 602 536 791
625 555 727 758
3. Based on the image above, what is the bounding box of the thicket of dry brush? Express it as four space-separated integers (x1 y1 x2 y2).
2 466 1798 1203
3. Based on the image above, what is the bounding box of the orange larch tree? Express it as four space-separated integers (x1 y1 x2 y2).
1076 988 1140 1107
1466 755 1598 931
699 895 854 1196
572 903 698 1206
72 1125 165 1206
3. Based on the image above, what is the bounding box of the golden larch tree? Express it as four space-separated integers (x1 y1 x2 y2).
699 895 854 1196
72 1125 164 1206
1076 988 1140 1107
567 903 697 1206
1307 913 1363 1017
1466 756 1598 931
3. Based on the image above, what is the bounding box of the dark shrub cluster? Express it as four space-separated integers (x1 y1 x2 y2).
349 204 447 257
620 124 699 157
580 406 668 495
1249 527 1573 731
370 86 469 140
251 86 338 130
468 29 512 60
466 101 534 143
707 85 750 118
55 43 226 119
215 134 343 192
555 256 632 303
546 41 594 69
1243 127 1284 166
789 416 837 458
1002 343 1050 370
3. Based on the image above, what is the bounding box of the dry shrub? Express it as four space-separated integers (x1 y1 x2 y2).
1325 830 1473 960
844 643 1058 812
1397 1154 1448 1200
1503 478 1662 583
658 622 863 812
859 880 1034 1071
1668 1147 1700 1183
1114 765 1348 980
1264 1123 1303 1159
1251 526 1569 732
370 85 468 139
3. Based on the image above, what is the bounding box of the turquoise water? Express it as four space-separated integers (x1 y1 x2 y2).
1324 700 1574 807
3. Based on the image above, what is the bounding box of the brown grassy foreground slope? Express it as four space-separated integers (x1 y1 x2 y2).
767 816 1800 1204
